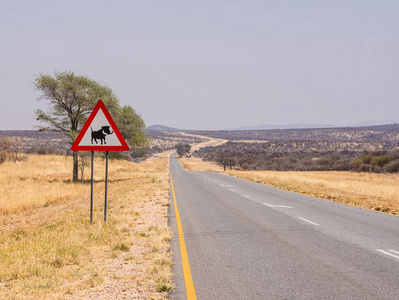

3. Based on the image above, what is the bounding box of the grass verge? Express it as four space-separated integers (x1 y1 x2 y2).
0 154 172 299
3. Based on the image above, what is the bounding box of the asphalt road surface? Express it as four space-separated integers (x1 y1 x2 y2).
168 155 399 300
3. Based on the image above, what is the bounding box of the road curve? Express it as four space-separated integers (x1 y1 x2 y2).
168 155 399 300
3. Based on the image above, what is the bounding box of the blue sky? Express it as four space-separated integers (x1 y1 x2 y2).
1 1 399 130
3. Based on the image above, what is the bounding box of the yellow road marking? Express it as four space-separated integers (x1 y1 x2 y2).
170 172 197 300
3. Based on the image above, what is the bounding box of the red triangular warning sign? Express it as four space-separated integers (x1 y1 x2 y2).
71 100 129 151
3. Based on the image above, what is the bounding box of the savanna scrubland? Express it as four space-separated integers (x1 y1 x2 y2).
1 124 399 298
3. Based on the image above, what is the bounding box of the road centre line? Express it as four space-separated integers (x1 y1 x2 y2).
298 217 320 226
170 172 197 300
376 249 399 261
243 195 250 198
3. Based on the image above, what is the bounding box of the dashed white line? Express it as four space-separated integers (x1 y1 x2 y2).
263 203 294 209
298 217 320 226
376 249 399 261
243 195 250 199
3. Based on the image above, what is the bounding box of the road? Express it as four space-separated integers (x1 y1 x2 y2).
168 155 399 300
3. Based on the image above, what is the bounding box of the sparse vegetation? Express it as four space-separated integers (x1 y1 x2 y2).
190 124 399 143
1 123 399 298
0 129 207 162
0 136 27 164
193 142 399 173
0 154 172 299
187 124 399 174
144 130 205 158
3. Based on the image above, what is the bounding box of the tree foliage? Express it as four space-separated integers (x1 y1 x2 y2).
34 71 148 181
34 71 119 142
175 143 191 158
114 105 148 148
215 151 236 171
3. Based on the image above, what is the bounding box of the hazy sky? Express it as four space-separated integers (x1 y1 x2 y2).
1 1 399 130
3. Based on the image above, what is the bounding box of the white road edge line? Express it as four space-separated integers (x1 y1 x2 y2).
376 249 399 260
263 203 294 209
298 217 320 226
390 250 399 255
243 195 250 198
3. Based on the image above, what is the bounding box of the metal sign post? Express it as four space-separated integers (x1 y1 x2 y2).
104 151 109 222
90 151 94 224
71 100 130 224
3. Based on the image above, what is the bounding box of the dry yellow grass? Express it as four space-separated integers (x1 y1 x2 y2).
0 154 172 299
179 156 225 172
1 155 88 215
179 157 399 216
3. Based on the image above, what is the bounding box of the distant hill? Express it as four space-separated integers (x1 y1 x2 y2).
147 124 187 131
227 124 338 130
189 123 399 143
352 120 399 127
148 120 399 132
227 120 399 130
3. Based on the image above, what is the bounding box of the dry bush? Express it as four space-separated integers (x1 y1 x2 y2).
0 151 7 164
0 137 12 164
0 136 12 151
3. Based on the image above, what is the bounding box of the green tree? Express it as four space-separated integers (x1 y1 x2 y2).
34 71 148 181
215 151 235 171
175 143 191 158
114 105 149 149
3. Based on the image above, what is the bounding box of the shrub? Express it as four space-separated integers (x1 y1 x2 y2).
317 158 331 166
0 151 7 164
385 160 399 173
354 154 373 166
372 166 385 173
358 164 372 172
370 155 393 167
0 137 12 152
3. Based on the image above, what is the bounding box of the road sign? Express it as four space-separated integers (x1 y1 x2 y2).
71 100 130 223
71 100 129 151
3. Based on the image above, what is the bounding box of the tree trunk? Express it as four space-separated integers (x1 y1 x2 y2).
73 151 79 182
81 162 84 184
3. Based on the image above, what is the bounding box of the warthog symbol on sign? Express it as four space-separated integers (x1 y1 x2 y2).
91 126 114 145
